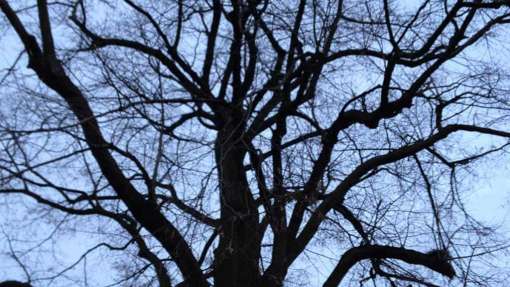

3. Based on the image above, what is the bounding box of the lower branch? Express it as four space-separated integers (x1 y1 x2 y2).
0 281 32 287
323 245 455 287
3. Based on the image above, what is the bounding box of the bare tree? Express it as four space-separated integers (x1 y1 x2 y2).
1 0 510 286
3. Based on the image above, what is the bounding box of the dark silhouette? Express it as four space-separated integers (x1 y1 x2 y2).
0 0 510 286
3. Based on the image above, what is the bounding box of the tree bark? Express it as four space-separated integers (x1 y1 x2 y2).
213 115 261 287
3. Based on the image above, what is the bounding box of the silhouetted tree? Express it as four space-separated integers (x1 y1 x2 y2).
1 0 510 286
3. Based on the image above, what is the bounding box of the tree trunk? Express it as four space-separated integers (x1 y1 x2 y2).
213 119 261 287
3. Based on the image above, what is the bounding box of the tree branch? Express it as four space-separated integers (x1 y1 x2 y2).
323 245 455 287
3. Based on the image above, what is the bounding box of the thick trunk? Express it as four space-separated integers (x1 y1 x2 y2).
213 121 261 287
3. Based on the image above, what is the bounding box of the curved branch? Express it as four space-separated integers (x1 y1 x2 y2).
291 124 510 267
323 245 455 287
0 4 208 286
0 281 32 287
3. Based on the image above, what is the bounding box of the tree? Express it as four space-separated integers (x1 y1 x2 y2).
0 0 510 286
